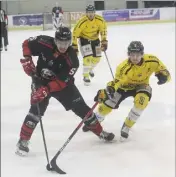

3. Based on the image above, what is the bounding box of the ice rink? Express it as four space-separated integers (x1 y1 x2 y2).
1 23 175 177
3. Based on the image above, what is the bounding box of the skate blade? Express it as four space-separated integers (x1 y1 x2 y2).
15 149 28 157
99 137 117 143
84 82 91 86
119 136 127 142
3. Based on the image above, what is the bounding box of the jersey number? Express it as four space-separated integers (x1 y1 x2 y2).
69 68 77 75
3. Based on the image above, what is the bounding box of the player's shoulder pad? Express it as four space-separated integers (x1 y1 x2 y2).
143 54 159 64
67 46 79 67
37 35 54 49
75 15 88 28
68 46 76 53
68 46 78 57
95 14 105 22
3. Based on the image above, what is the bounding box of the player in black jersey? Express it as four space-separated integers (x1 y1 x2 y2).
16 27 115 156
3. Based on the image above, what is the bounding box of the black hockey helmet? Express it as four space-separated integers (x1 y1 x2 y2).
55 26 71 41
55 26 71 53
86 5 95 12
128 41 144 55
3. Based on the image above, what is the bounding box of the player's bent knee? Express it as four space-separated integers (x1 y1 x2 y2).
136 84 152 100
83 56 93 66
98 103 113 116
91 57 101 66
71 100 90 119
134 93 150 110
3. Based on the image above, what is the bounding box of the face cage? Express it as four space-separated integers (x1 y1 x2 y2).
55 39 71 53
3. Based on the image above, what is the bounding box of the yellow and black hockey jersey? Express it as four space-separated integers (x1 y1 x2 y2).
108 54 171 91
72 14 107 46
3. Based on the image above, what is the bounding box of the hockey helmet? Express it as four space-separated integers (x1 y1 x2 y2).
128 41 144 55
128 41 144 64
86 5 95 20
55 26 71 53
86 5 95 12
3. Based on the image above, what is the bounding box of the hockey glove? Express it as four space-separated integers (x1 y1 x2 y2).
20 57 36 76
107 81 116 95
72 44 79 55
94 89 109 103
101 40 108 51
31 86 49 104
155 70 170 85
106 85 115 99
94 85 115 103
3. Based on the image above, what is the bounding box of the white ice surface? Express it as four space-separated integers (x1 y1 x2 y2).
1 23 175 177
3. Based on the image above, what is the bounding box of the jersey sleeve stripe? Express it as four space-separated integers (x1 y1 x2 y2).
95 17 104 22
145 60 159 64
38 41 53 49
125 65 133 75
78 19 87 28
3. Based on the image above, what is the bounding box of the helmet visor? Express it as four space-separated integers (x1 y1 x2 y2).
55 39 71 53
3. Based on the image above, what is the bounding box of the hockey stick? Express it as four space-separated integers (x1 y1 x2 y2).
31 77 53 171
104 51 115 79
47 102 98 174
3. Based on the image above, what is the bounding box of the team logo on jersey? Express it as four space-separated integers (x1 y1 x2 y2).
41 53 46 61
48 60 54 66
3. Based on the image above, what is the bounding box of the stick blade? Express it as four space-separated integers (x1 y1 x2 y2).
50 158 66 174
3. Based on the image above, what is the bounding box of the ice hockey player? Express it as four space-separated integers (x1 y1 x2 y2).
72 5 108 85
52 2 64 30
0 8 8 51
82 41 171 140
16 26 114 156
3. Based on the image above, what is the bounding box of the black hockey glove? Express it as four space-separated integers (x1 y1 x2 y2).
106 86 115 98
155 72 168 85
94 86 115 103
94 89 109 103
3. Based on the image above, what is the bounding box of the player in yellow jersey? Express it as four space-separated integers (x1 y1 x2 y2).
82 41 171 140
72 5 108 85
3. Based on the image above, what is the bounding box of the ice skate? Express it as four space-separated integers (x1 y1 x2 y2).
120 123 130 142
82 125 90 132
99 130 115 141
89 70 94 78
83 77 91 86
16 139 29 156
